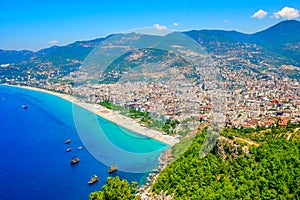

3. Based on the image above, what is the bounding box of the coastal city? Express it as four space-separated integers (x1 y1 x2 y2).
1 1 300 199
3 55 300 134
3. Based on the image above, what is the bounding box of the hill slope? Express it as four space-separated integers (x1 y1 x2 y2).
251 20 300 65
151 125 300 199
185 20 300 66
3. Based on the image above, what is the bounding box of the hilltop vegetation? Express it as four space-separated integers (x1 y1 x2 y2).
89 176 137 200
221 123 300 142
151 126 300 199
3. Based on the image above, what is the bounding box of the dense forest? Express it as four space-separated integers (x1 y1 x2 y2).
152 126 300 199
89 124 300 199
89 176 137 200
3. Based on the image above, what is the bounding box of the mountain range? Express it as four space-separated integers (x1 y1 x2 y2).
1 20 300 83
185 20 300 64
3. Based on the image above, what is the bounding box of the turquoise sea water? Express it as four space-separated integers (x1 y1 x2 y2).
0 85 168 200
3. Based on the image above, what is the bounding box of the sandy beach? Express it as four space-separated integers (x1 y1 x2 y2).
9 85 179 146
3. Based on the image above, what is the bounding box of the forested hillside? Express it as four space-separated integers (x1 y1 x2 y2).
151 125 300 199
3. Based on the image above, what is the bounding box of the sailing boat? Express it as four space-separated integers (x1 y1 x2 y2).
108 164 118 173
70 155 80 165
88 174 99 185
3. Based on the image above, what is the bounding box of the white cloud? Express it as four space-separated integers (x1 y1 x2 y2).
223 19 229 23
173 22 179 27
274 7 300 19
251 9 268 19
48 40 58 45
153 24 167 30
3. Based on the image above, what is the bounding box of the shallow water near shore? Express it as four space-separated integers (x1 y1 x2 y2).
0 85 168 200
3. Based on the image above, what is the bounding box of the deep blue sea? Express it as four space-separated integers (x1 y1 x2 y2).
0 85 168 200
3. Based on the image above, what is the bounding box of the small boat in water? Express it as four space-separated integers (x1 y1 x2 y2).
88 174 99 185
108 164 118 173
77 146 83 150
65 139 71 144
22 105 28 109
66 147 71 152
70 155 80 165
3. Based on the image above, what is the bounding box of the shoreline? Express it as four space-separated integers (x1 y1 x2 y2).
6 84 179 146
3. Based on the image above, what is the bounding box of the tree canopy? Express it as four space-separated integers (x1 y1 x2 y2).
152 127 300 199
89 176 137 200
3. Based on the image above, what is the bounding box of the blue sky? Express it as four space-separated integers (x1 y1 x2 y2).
1 0 299 51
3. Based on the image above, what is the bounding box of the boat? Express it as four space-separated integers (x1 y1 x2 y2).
22 105 28 109
108 164 118 173
66 147 71 152
65 139 71 144
70 155 80 165
88 174 99 185
77 146 83 150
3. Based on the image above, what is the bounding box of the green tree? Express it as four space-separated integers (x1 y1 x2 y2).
90 176 137 200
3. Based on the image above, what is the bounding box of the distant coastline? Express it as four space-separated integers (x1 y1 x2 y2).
6 84 179 146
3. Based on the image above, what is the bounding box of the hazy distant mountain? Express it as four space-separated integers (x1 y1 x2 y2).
184 29 247 46
251 20 300 44
0 49 36 64
185 20 300 65
37 37 110 66
100 48 194 83
78 32 162 81
82 31 206 83
1 20 299 83
0 36 110 82
251 20 300 64
0 37 109 65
